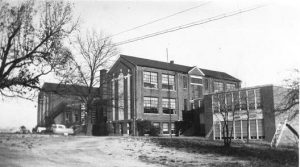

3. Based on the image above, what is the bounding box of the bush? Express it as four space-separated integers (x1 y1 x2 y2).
149 126 161 136
136 120 161 136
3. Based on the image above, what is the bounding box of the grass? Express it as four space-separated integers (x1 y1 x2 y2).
149 137 299 167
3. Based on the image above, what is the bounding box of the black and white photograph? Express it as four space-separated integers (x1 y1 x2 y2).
0 0 299 166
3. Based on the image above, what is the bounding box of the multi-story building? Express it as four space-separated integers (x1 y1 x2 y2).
37 83 106 135
105 55 241 135
203 85 299 144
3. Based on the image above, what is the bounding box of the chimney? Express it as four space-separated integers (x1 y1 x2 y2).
100 69 108 98
100 69 107 82
170 60 174 64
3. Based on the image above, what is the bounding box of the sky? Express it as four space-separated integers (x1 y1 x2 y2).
0 0 299 129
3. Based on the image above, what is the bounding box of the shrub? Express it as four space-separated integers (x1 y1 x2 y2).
149 125 161 136
136 120 161 136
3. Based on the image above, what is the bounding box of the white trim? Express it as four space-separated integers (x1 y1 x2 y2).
190 75 203 79
190 83 203 86
188 66 205 76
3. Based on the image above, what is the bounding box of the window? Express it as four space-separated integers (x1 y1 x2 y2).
191 78 202 84
226 83 236 91
248 90 255 110
153 122 160 127
143 71 157 88
191 85 203 99
162 74 175 90
250 120 257 139
171 123 175 134
257 119 264 139
162 98 176 114
226 93 233 111
143 97 158 113
233 92 240 111
75 113 80 122
204 79 209 90
214 123 221 140
162 123 169 134
214 81 224 92
212 95 220 113
240 91 247 110
255 89 261 109
235 120 242 139
183 76 188 88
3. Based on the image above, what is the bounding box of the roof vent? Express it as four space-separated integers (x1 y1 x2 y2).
170 60 174 64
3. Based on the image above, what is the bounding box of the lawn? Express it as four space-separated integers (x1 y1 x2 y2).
146 137 298 167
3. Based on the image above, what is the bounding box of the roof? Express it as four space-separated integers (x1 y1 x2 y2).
120 55 241 82
41 83 99 96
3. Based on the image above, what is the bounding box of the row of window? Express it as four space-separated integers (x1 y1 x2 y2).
144 72 176 90
214 82 236 92
214 119 265 140
153 122 175 134
144 71 236 93
212 89 261 112
144 97 176 114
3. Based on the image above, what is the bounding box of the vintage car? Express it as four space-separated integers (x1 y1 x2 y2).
51 124 74 135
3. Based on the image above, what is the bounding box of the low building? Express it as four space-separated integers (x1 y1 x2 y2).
203 85 299 144
37 83 107 135
106 55 241 135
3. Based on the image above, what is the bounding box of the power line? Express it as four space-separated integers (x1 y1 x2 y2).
113 4 265 46
101 2 210 40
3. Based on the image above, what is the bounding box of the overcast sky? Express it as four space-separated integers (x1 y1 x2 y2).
0 0 299 129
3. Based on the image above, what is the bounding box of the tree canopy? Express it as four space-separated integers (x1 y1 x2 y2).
0 0 77 98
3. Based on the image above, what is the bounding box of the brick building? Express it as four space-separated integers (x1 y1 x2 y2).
203 85 299 144
105 55 241 135
37 83 107 135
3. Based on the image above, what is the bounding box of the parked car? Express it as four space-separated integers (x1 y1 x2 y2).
51 124 74 135
37 127 47 133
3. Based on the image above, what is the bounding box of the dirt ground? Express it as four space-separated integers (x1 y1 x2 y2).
0 134 297 167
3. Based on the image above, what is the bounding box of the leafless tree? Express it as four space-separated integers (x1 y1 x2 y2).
58 30 118 135
213 92 239 147
276 69 299 120
0 0 78 99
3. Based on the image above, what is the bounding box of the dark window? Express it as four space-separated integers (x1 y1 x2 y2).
191 85 203 99
240 91 247 110
248 90 255 110
191 78 202 84
233 92 240 111
143 71 157 88
212 95 219 113
144 97 158 113
162 74 175 90
204 79 209 90
183 76 188 88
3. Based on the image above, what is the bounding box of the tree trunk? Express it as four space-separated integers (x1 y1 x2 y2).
85 103 93 136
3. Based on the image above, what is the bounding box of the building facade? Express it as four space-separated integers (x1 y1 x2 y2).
37 83 106 135
106 55 241 135
204 85 299 143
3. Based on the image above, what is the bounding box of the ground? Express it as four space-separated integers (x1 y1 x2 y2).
0 134 298 167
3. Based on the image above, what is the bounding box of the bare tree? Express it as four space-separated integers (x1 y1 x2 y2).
276 69 299 120
58 30 118 135
213 92 239 147
0 0 77 99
